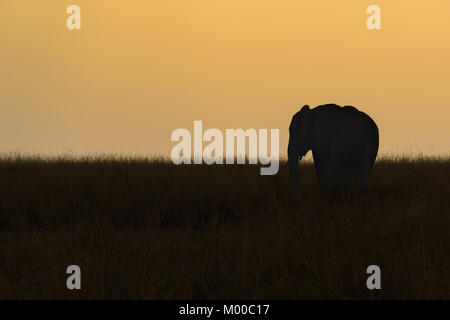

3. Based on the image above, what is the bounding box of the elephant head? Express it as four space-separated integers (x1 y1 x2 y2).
287 105 312 196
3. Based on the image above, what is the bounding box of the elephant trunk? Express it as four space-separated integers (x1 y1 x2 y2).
288 144 302 197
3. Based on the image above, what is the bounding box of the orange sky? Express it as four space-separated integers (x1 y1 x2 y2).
1 0 449 157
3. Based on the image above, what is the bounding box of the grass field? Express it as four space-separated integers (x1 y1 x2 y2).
0 155 449 299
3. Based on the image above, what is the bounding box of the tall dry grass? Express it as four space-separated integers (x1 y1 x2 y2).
0 155 449 299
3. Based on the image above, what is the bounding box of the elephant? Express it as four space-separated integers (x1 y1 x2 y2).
287 104 379 196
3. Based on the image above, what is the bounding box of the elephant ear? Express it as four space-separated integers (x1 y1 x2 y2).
298 105 312 151
300 105 310 112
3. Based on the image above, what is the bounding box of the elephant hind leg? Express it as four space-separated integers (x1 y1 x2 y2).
356 144 377 194
324 173 349 197
357 158 374 194
355 175 368 194
316 172 337 197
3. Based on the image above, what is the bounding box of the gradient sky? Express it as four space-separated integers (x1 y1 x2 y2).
1 0 449 157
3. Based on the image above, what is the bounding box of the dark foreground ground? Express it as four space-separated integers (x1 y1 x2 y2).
0 155 449 299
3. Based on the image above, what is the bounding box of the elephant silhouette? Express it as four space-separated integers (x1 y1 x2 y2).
288 104 379 196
